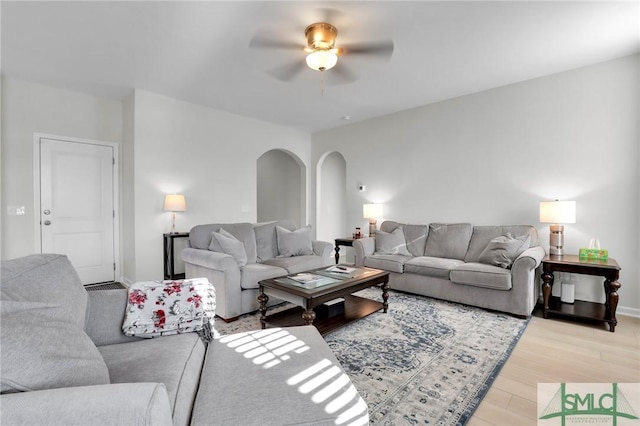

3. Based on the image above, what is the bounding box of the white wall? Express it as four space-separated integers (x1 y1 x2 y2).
316 151 347 253
257 150 304 226
130 90 311 282
312 54 639 313
1 77 123 259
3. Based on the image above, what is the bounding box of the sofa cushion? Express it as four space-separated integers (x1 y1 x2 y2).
0 253 88 330
424 223 473 260
209 229 248 267
465 225 538 262
276 225 314 257
375 228 411 256
404 256 464 279
240 263 288 290
189 223 257 263
1 300 110 394
262 255 327 275
98 333 205 426
450 262 512 290
254 220 296 262
192 326 368 425
478 233 531 268
364 254 410 273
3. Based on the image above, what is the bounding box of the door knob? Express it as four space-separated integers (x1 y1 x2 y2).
43 220 51 226
43 209 51 215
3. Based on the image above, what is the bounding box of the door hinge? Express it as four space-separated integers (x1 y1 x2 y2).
112 157 115 165
113 263 116 271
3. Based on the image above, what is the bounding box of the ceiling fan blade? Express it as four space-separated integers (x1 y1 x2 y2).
327 62 358 85
249 35 303 51
340 40 394 59
267 60 307 82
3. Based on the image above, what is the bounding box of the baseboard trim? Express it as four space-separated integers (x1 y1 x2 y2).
616 305 640 318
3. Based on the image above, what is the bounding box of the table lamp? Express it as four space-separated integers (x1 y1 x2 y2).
164 194 187 234
363 203 383 237
539 200 576 256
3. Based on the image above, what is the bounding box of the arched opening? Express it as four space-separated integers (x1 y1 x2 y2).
257 149 306 227
316 151 347 260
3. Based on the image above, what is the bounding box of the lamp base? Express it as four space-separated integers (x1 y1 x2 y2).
549 224 565 256
369 220 377 238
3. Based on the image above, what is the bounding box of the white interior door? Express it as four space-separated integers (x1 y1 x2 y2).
40 138 116 284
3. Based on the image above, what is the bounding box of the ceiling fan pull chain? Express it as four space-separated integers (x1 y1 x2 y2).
321 73 325 96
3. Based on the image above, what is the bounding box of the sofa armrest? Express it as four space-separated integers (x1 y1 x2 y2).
182 247 241 320
353 237 375 267
85 288 140 346
511 245 546 298
0 383 173 426
513 245 545 271
312 240 333 259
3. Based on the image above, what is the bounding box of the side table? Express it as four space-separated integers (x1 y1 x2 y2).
334 237 355 264
541 254 621 332
163 232 190 280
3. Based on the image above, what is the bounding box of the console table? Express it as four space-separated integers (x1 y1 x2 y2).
541 254 621 332
163 232 189 280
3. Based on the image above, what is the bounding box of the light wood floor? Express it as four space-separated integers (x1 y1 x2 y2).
468 310 640 426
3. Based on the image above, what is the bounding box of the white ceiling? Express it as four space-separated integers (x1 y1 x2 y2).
2 1 638 133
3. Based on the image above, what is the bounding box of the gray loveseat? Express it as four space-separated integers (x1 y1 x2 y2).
182 220 333 321
1 254 368 425
354 221 545 317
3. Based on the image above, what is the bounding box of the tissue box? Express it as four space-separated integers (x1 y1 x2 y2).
316 298 345 318
579 248 608 260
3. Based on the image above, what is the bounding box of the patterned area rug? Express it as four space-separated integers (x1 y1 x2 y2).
213 288 529 425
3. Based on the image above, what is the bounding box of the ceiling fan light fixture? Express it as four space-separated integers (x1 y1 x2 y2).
306 49 338 72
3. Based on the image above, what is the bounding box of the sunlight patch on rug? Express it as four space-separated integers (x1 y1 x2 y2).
213 288 529 425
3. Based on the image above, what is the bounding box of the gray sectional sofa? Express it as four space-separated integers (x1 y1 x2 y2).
182 220 333 321
354 221 546 317
1 254 368 425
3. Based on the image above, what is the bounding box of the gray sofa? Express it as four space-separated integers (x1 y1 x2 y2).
1 254 368 425
182 220 333 321
353 221 545 317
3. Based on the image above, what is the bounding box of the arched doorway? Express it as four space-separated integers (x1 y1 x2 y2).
257 149 306 227
317 151 347 259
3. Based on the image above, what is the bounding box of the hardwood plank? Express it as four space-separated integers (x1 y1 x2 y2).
469 312 640 425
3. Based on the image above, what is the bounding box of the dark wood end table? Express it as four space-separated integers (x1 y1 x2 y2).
541 254 621 332
334 238 356 264
163 232 190 280
258 267 390 335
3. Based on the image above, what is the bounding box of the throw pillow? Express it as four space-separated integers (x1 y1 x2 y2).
478 233 531 268
276 225 314 257
374 228 411 256
209 229 248 267
123 278 216 339
0 300 110 393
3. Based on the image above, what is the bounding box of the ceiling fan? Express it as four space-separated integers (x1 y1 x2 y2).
249 20 394 84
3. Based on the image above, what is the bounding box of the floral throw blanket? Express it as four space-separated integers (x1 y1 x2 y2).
123 278 215 341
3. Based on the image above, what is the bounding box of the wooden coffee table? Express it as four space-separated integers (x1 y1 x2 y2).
258 266 390 335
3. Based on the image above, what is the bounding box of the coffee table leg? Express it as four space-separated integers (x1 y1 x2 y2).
381 282 390 313
258 288 269 329
302 309 316 325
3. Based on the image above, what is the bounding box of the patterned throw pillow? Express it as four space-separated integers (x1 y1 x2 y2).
122 278 215 339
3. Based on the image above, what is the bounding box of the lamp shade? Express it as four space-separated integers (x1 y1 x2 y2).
539 200 575 224
163 194 186 212
363 203 383 219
